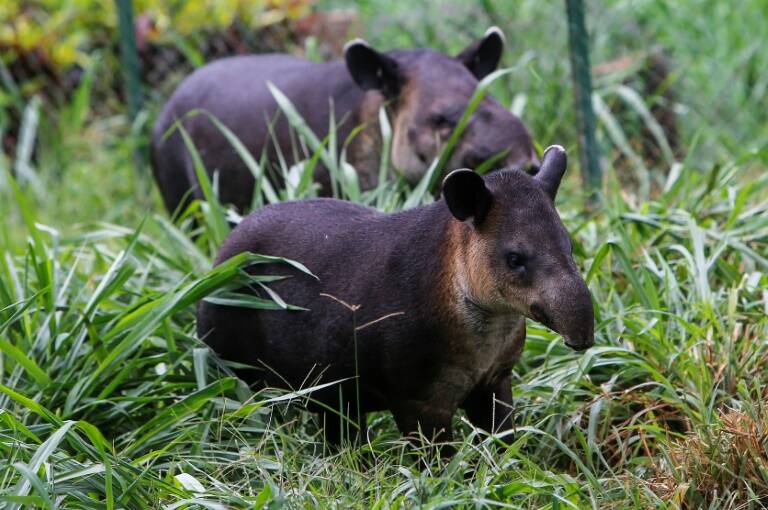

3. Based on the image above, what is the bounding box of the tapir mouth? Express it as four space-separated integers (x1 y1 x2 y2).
529 303 553 329
564 337 593 352
529 304 594 352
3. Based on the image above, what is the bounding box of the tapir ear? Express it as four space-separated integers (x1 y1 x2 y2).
534 145 568 200
344 39 403 98
442 169 493 224
455 26 505 80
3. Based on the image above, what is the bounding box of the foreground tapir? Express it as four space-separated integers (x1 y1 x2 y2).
197 146 594 445
151 27 536 215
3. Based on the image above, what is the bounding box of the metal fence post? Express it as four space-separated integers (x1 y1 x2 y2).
565 0 601 202
116 0 142 121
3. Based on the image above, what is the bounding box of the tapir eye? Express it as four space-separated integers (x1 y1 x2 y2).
506 252 526 271
430 114 457 129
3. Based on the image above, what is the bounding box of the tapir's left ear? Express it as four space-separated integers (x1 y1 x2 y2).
344 39 403 98
534 145 568 200
442 169 493 224
455 26 505 80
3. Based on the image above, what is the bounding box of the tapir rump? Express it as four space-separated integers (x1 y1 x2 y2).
151 27 536 215
197 146 594 445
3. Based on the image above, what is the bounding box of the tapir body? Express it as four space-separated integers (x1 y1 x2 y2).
197 146 594 444
151 28 536 215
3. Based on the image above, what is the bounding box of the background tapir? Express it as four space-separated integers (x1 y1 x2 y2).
197 146 594 445
151 27 537 215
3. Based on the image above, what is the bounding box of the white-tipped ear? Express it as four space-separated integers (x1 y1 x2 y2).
344 38 402 97
484 26 506 45
534 145 568 200
456 27 505 80
442 169 493 224
343 38 370 55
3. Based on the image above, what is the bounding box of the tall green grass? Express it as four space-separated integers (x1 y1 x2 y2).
2 1 768 507
3 95 768 508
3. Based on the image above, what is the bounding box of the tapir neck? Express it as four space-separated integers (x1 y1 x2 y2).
380 202 519 337
441 216 523 337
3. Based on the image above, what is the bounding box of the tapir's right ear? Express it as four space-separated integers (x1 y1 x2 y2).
455 26 505 80
344 39 403 98
442 169 492 224
534 145 568 200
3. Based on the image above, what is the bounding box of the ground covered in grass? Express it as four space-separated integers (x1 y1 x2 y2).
1 1 768 508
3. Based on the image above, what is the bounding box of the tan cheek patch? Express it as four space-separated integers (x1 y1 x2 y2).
464 235 499 305
391 111 419 174
455 218 536 314
499 280 537 315
441 218 534 322
390 86 440 182
445 221 499 310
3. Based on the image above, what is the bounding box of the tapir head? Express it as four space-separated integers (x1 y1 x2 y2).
441 146 594 351
344 27 537 184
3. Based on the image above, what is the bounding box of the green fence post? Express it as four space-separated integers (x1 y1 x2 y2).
116 0 142 122
115 0 145 175
565 0 601 203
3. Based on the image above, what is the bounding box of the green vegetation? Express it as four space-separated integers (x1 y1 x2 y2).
1 1 767 508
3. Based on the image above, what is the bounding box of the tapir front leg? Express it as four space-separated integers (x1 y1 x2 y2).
390 367 478 447
462 374 515 434
392 400 457 445
320 410 367 446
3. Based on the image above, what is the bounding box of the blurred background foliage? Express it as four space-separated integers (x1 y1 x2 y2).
0 0 314 121
1 0 766 217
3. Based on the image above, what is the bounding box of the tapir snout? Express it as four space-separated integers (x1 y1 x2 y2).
530 274 594 351
450 99 538 172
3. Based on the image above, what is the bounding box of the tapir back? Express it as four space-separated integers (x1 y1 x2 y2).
152 56 364 214
197 199 451 397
